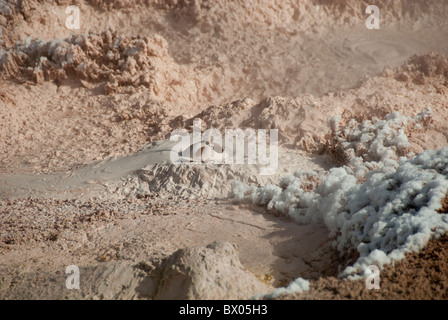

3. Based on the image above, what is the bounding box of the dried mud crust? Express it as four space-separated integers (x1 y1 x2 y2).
0 197 337 299
1 52 448 173
281 233 448 300
384 52 448 86
0 83 179 174
0 30 175 95
0 196 187 246
1 0 448 300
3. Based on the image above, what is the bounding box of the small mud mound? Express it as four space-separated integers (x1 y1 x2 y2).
153 242 271 300
114 146 330 200
0 242 273 300
134 162 277 200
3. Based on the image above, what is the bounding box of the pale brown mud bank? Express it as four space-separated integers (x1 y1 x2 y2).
1 0 448 300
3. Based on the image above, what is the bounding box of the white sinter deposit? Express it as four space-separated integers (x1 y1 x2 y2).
231 109 448 286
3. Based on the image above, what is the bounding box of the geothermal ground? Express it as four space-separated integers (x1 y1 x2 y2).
1 0 448 300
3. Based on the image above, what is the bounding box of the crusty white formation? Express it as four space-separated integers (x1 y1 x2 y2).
232 110 448 281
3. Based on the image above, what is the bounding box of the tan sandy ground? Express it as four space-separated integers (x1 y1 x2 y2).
1 0 448 299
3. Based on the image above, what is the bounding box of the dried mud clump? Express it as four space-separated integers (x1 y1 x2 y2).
384 52 448 86
188 97 327 152
0 29 172 94
0 0 27 50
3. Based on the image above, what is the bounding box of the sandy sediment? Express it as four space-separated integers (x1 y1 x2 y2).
1 0 448 300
